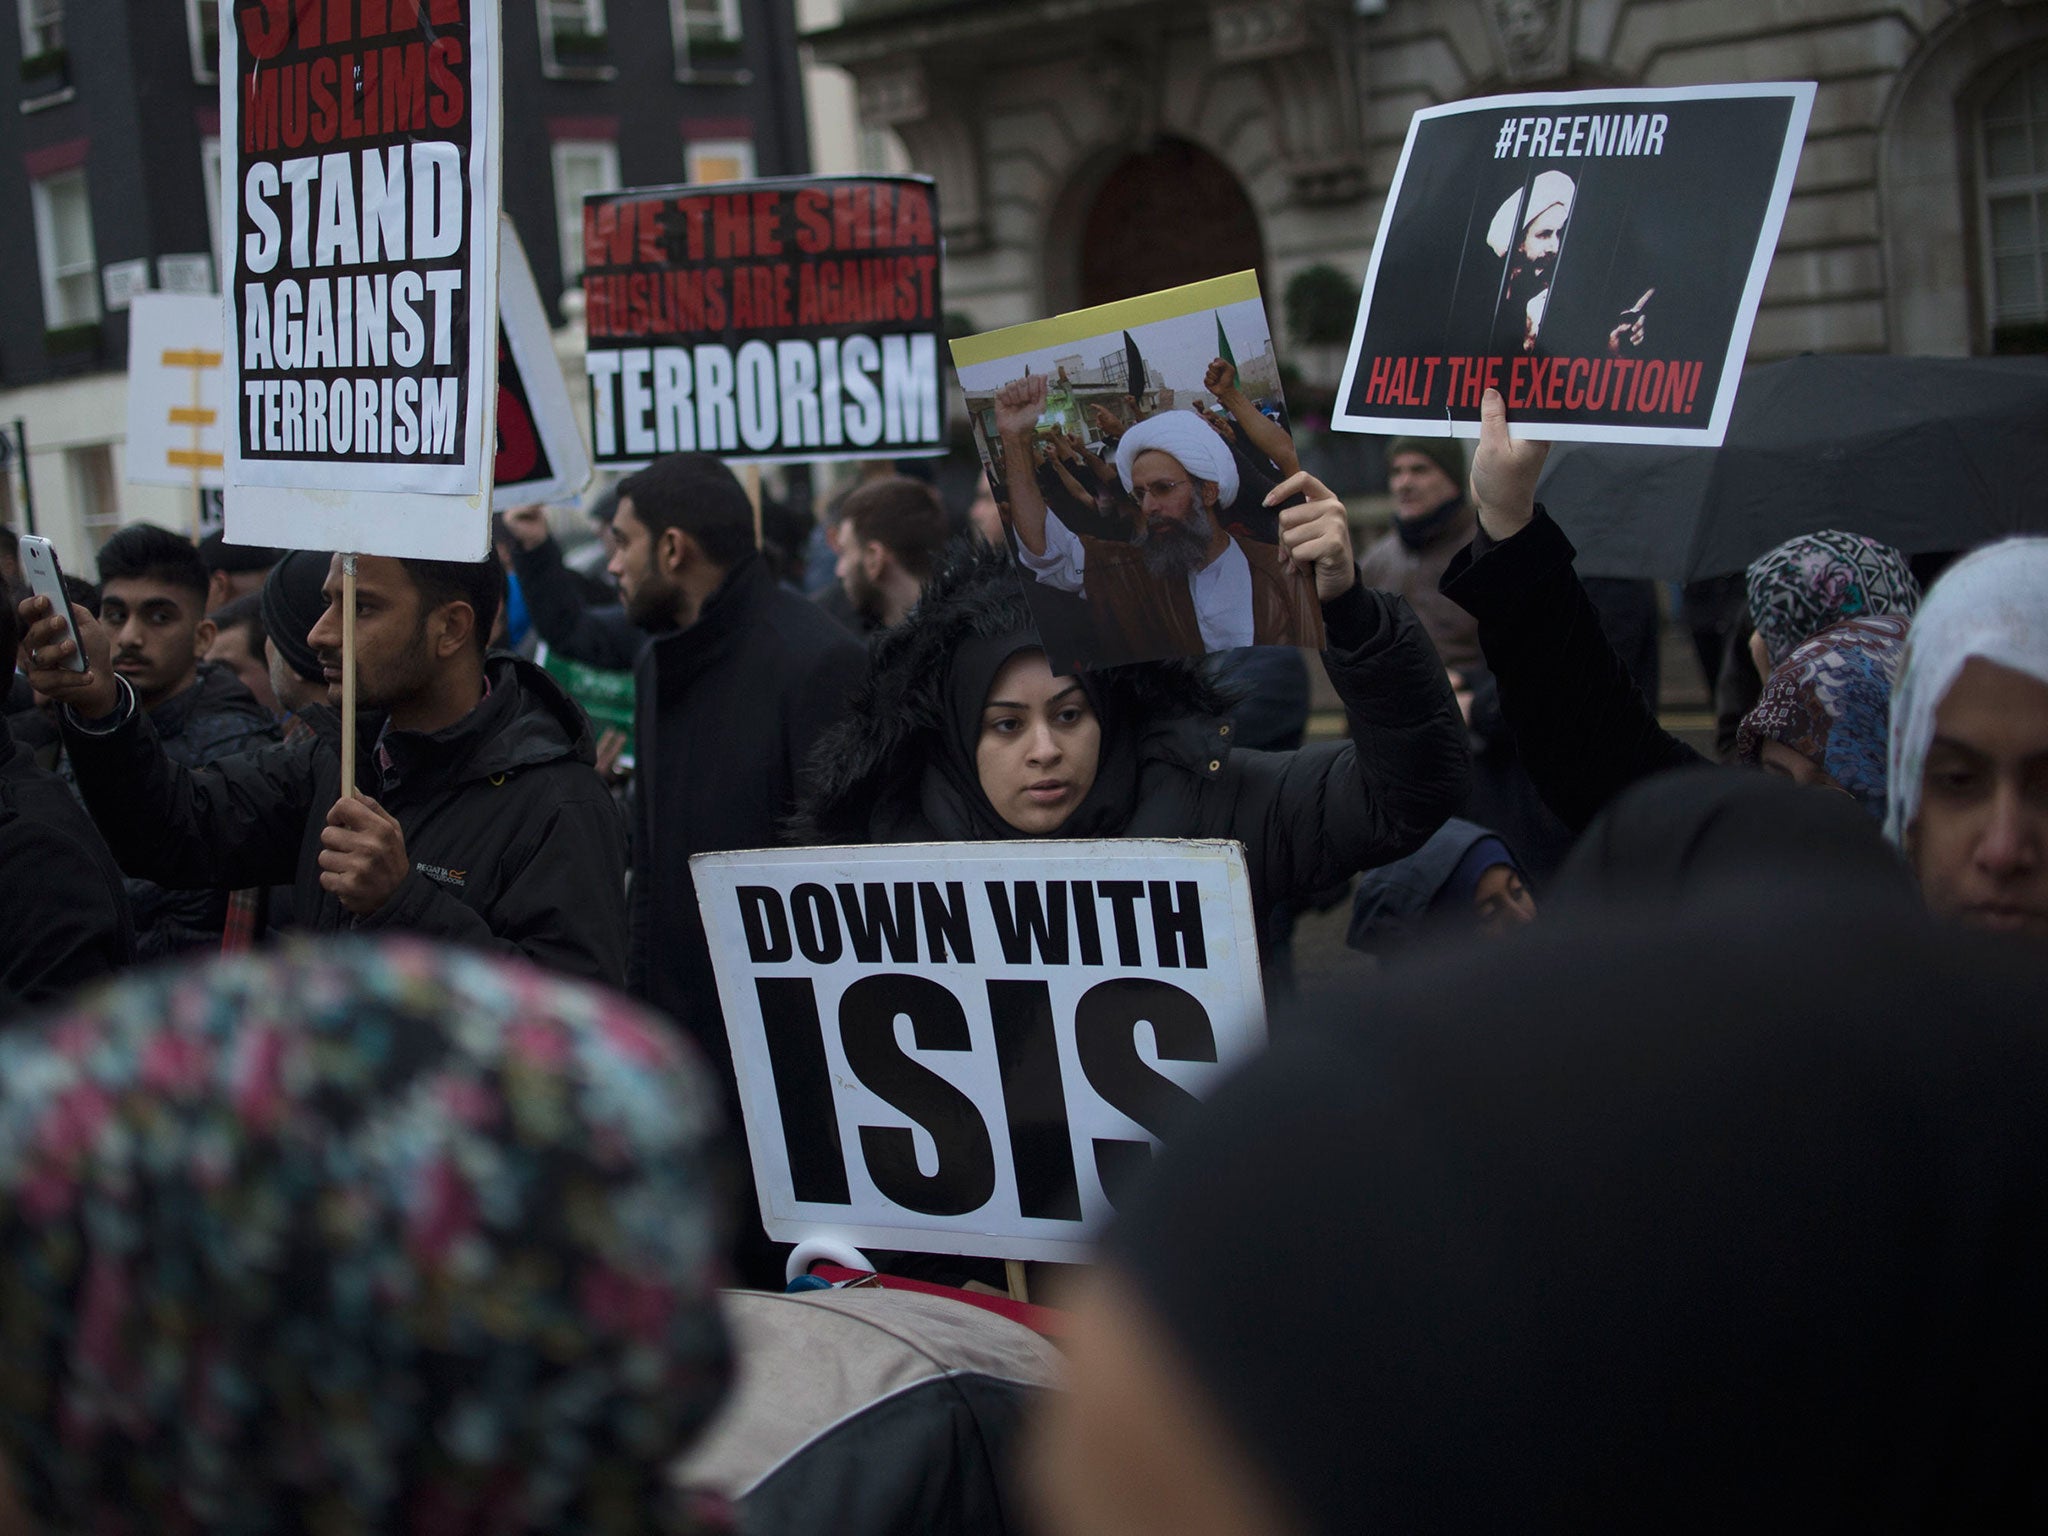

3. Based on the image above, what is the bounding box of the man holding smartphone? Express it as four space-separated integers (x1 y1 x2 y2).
0 582 134 1014
16 550 628 986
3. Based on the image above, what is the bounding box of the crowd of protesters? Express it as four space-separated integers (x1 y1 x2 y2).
3 374 2047 1529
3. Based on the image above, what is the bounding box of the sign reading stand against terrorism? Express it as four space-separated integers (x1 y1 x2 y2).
1334 83 1813 448
221 0 501 559
693 841 1268 1265
582 175 946 469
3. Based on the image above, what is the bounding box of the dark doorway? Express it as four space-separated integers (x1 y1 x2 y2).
1077 138 1266 308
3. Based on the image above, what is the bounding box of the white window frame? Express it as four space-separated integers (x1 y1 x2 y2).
201 136 225 288
19 0 64 59
185 0 219 83
538 0 614 77
685 137 757 185
68 445 121 551
30 168 101 331
552 139 621 288
1977 56 2048 338
672 0 744 76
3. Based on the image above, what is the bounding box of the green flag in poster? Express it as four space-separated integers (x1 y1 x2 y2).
1215 312 1236 368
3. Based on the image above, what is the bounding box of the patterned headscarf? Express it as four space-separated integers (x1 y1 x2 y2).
1745 531 1920 668
0 938 731 1534
1737 615 1910 823
1886 537 2048 849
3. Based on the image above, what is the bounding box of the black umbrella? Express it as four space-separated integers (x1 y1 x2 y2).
1536 354 2048 580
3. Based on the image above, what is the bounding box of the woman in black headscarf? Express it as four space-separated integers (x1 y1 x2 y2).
1030 873 2048 1534
795 501 1470 944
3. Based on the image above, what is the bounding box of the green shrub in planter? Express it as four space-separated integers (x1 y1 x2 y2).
44 322 101 358
20 48 69 87
550 28 609 61
1284 263 1362 349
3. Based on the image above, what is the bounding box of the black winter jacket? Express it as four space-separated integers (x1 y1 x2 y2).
798 554 1470 933
61 653 629 984
1441 508 1703 835
129 659 278 958
628 553 867 1058
0 721 133 1016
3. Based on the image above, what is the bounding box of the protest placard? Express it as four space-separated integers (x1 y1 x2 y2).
125 294 226 493
952 271 1323 673
495 217 591 511
1334 83 1814 447
219 0 502 554
581 174 945 468
693 840 1268 1265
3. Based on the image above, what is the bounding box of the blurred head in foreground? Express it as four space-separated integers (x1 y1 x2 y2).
1031 875 2048 1534
0 939 730 1534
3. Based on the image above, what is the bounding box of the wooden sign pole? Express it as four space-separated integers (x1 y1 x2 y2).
743 462 764 549
339 552 358 799
1005 1260 1030 1304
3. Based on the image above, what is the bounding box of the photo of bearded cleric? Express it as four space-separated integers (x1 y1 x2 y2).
954 274 1324 673
1479 168 1652 359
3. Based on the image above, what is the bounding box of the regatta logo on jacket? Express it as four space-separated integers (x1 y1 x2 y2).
417 863 469 889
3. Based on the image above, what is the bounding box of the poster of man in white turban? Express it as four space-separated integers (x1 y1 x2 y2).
1333 83 1814 447
951 272 1325 672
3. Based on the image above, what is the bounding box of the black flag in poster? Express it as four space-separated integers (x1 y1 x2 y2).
1335 83 1814 447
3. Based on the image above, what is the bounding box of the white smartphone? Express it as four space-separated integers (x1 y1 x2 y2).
17 535 89 674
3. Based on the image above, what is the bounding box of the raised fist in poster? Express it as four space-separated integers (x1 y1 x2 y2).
1203 356 1238 396
994 373 1048 438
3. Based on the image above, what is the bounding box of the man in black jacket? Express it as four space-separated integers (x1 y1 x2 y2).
18 553 629 985
0 586 133 1016
608 453 866 1105
96 524 277 956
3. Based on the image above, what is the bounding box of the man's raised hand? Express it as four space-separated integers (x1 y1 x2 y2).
1470 387 1550 543
994 374 1047 438
17 593 121 719
1268 471 1357 604
503 502 551 552
1204 357 1239 397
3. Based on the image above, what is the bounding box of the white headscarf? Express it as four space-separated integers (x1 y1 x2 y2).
1485 169 1577 258
1885 536 2048 848
1115 410 1240 512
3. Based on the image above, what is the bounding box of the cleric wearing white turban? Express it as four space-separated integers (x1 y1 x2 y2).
1015 404 1320 656
1113 410 1241 513
1485 169 1576 260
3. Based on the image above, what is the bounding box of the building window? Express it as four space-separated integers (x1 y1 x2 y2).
539 0 611 74
19 0 64 57
1979 56 2048 350
31 169 100 333
201 136 224 285
19 0 68 96
673 0 743 75
186 0 219 82
553 139 620 288
686 137 756 185
68 446 120 551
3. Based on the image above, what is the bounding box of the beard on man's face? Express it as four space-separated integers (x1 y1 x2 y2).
353 621 437 713
1138 501 1220 579
621 557 680 632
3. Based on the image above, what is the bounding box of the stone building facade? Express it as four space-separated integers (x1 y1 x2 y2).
810 0 2048 363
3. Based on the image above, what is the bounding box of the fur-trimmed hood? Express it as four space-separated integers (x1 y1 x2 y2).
792 541 1231 843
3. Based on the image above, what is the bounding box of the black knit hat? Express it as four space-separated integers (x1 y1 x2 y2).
1385 435 1466 489
260 549 331 684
